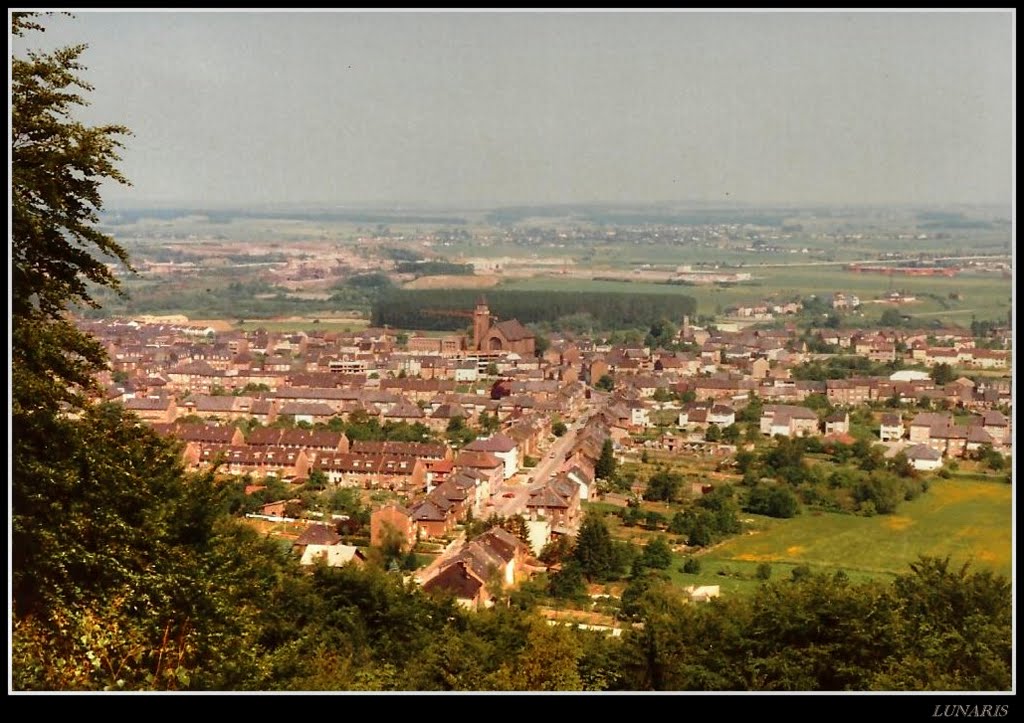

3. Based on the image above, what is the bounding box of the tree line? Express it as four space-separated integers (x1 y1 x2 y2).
371 289 697 331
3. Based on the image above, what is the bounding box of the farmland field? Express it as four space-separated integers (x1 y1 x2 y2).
671 475 1012 597
501 265 1012 325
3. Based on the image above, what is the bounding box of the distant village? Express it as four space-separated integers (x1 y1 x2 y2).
80 297 1012 611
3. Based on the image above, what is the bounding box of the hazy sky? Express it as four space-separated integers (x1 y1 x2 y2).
11 10 1015 208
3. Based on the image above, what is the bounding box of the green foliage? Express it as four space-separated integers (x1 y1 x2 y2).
756 562 773 581
595 438 617 480
572 513 629 583
644 318 677 349
552 420 568 437
644 469 683 502
595 374 616 392
445 415 476 447
792 356 900 382
681 557 702 574
372 288 695 332
744 485 800 518
539 535 574 565
547 561 587 600
633 536 673 574
394 260 473 276
930 362 956 386
478 411 500 434
12 18 132 419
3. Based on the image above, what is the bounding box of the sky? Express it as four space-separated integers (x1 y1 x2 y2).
10 9 1015 209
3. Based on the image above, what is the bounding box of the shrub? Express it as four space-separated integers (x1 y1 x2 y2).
681 557 701 574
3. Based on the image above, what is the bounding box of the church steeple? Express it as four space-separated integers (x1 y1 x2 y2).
473 296 491 350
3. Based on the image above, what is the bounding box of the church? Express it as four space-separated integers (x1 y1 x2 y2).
472 296 535 356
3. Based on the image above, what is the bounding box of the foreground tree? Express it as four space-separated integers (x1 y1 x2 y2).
12 12 133 417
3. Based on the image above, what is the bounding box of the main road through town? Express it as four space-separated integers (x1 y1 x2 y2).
487 399 602 519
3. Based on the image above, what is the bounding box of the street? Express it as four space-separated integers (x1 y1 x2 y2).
487 404 599 519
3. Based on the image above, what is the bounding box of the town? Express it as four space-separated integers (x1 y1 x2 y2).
80 289 1012 620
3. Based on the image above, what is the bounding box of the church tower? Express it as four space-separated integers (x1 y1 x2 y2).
473 295 491 350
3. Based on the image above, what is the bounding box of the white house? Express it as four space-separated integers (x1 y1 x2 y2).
707 404 736 427
904 443 943 472
454 361 479 382
879 413 904 442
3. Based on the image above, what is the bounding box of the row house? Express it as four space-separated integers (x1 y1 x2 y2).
287 372 367 388
315 453 427 492
421 559 490 609
654 354 701 376
380 378 458 402
123 396 177 423
969 349 1008 369
167 361 239 394
627 375 673 398
381 399 426 424
271 387 352 410
246 428 350 460
278 401 338 425
233 370 287 391
825 378 873 406
920 347 964 367
907 410 1010 457
733 357 771 380
350 440 452 463
673 377 738 403
182 394 270 422
198 445 310 480
326 357 369 374
508 380 565 401
561 465 595 502
497 394 537 421
425 402 473 433
150 421 244 465
927 424 969 457
430 479 472 520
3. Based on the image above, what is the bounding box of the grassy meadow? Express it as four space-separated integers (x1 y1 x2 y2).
665 474 1011 596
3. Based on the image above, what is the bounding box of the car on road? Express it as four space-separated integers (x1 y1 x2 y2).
502 492 515 498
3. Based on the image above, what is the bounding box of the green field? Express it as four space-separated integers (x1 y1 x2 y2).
676 476 1012 596
502 265 1011 326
